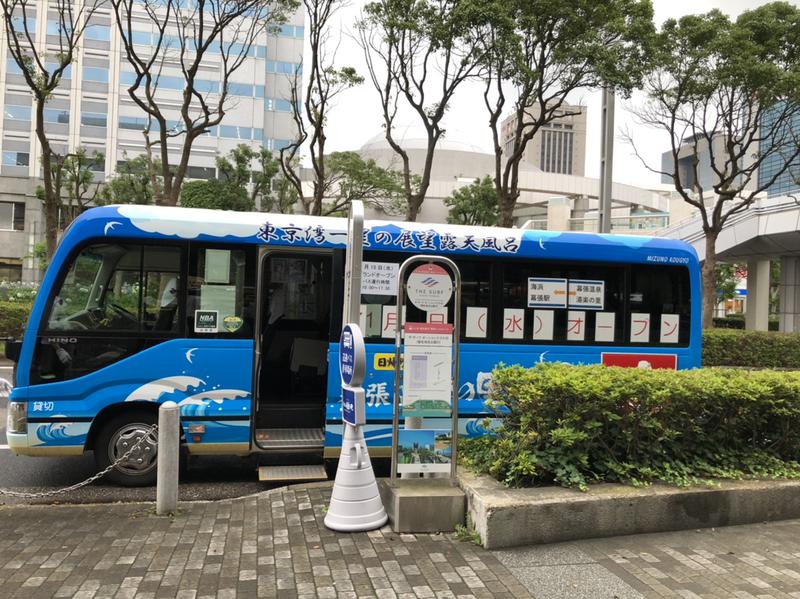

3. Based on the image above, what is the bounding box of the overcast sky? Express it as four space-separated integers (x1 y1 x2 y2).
313 0 793 190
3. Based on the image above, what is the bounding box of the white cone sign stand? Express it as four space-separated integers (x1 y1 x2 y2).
325 202 388 532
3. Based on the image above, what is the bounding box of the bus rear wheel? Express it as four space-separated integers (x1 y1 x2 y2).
94 410 158 487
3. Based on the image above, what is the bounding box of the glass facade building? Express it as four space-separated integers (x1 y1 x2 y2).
758 108 800 198
0 1 305 281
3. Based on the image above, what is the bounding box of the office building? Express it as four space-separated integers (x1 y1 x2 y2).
0 1 304 281
500 102 588 176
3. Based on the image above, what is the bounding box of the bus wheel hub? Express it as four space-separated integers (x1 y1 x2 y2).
112 425 157 473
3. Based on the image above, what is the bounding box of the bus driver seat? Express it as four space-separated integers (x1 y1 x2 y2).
154 277 178 331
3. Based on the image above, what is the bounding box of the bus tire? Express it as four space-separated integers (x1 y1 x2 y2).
94 410 158 487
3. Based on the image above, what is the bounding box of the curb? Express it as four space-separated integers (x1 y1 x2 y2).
458 470 800 549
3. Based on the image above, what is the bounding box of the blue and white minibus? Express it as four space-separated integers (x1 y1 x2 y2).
5 205 701 485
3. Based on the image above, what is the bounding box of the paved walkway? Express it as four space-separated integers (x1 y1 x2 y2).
0 484 531 599
2 482 800 598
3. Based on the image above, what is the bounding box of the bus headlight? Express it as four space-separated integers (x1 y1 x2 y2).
7 402 27 434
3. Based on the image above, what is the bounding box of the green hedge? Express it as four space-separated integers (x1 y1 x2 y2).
703 329 800 368
0 300 31 338
712 316 778 331
462 363 800 490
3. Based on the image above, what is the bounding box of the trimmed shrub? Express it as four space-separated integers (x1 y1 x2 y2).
712 316 778 331
703 329 800 368
0 300 31 338
462 363 800 490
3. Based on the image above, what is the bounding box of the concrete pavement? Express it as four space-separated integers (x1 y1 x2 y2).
2 481 800 598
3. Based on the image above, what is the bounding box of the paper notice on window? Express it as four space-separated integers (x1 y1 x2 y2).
466 306 488 338
630 313 651 343
200 284 237 318
527 277 568 308
204 249 230 284
566 311 586 341
359 304 381 337
426 309 448 325
660 314 680 343
568 279 604 310
503 308 525 339
362 261 399 296
532 310 554 341
381 305 406 338
595 312 616 343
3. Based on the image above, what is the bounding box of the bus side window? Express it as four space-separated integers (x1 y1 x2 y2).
499 261 625 345
629 265 691 345
187 245 256 338
34 242 184 384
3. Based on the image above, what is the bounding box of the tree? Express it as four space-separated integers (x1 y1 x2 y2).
319 152 405 216
35 148 104 227
269 176 300 214
101 155 158 205
280 0 364 215
715 262 741 303
216 144 280 210
444 176 499 226
358 0 483 221
472 0 656 227
627 3 800 327
180 179 253 212
0 0 101 259
110 0 295 206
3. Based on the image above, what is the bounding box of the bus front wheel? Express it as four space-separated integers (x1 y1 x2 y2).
94 410 158 487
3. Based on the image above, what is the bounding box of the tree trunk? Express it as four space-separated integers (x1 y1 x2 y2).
44 192 59 261
701 231 719 328
405 195 422 222
498 191 514 228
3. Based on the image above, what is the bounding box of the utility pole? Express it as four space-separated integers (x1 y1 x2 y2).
598 87 615 234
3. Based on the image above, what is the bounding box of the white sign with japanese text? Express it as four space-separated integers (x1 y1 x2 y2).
660 314 680 343
595 312 616 343
361 261 399 296
402 323 453 418
568 279 605 310
532 310 554 341
426 309 448 325
381 305 406 338
566 311 586 342
466 306 488 338
630 313 651 342
527 278 568 308
359 304 381 337
503 308 525 339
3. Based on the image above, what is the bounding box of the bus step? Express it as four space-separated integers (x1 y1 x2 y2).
255 428 325 449
258 464 328 483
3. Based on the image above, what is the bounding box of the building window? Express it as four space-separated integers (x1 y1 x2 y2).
0 258 22 281
228 82 253 97
81 112 107 128
0 201 25 231
44 62 72 79
6 59 27 79
4 105 31 121
185 165 215 179
84 24 110 41
118 115 149 130
46 20 73 37
83 66 109 83
2 152 29 167
220 125 253 140
43 108 70 125
131 30 151 45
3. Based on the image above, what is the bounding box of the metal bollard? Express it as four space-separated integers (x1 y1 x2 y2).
156 401 180 515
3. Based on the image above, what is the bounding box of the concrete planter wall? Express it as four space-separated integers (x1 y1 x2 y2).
458 470 800 549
